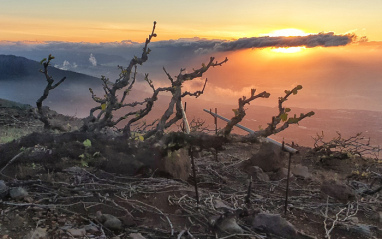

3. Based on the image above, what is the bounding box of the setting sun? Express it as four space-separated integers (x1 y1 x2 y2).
271 46 306 53
266 29 308 53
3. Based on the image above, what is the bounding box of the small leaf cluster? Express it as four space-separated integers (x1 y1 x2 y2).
40 54 55 65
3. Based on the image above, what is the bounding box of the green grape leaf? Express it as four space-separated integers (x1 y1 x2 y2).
83 139 92 148
287 118 299 124
101 103 106 111
280 113 288 122
285 108 291 112
81 160 88 167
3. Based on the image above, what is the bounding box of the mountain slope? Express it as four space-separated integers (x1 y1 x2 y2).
0 54 102 116
0 54 100 82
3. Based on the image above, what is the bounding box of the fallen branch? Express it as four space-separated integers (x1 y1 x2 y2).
0 151 23 175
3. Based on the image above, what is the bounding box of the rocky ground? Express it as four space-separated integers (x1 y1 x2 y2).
1 101 382 239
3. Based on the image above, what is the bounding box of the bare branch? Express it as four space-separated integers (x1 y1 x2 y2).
144 57 228 139
36 54 67 130
313 131 381 159
252 85 315 138
181 79 208 98
163 67 174 84
222 89 270 137
83 22 158 133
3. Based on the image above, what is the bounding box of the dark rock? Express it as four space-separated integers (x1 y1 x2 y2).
320 180 356 203
213 199 234 211
67 228 86 237
84 224 99 233
96 211 122 231
9 187 28 200
338 224 373 238
0 180 8 199
245 166 270 182
251 213 298 238
269 167 294 181
217 215 244 234
129 233 146 239
120 214 136 227
370 211 382 223
245 142 286 172
292 164 312 179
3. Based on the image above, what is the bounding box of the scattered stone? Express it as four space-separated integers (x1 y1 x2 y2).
217 215 244 234
291 164 312 179
269 167 293 181
0 180 8 199
96 211 122 231
348 216 359 224
251 213 298 239
129 233 146 239
370 211 382 223
119 214 136 227
9 187 28 200
23 227 47 239
208 215 221 226
246 166 270 181
338 224 373 238
214 199 234 211
245 142 286 172
23 196 34 203
63 166 83 174
67 228 86 237
320 180 356 203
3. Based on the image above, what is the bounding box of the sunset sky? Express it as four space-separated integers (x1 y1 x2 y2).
1 0 382 112
1 0 381 42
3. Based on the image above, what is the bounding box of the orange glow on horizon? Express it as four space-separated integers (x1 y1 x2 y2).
271 46 305 53
265 29 308 54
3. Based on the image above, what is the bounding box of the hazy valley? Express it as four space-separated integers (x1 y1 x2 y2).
1 54 381 149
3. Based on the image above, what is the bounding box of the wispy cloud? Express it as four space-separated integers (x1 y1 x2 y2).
89 53 97 66
55 60 78 70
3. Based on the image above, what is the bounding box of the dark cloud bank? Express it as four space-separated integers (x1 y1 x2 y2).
0 32 357 55
152 32 357 53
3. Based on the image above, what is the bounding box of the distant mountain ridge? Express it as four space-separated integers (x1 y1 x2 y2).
0 55 29 79
0 54 102 116
0 54 99 81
